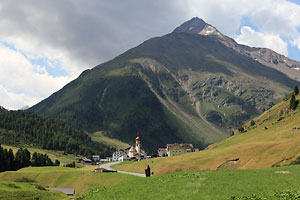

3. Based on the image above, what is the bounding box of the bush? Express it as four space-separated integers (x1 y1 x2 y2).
277 117 284 121
238 126 245 133
54 160 60 166
65 161 76 168
250 120 255 126
15 177 36 183
290 155 300 165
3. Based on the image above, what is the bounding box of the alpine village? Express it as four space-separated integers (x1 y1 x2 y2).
3 2 300 200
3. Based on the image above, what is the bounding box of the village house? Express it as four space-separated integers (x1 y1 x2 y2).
79 157 92 165
112 150 128 161
167 144 194 156
92 155 100 162
157 148 168 157
157 143 194 157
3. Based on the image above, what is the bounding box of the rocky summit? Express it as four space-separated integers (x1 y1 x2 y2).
30 18 300 153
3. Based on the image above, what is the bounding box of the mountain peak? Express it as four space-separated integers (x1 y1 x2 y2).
173 17 220 36
173 17 207 34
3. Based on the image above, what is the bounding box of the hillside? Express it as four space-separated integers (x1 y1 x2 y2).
0 107 114 157
114 92 300 174
30 17 300 152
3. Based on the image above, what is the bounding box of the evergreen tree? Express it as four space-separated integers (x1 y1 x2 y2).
294 86 299 95
31 152 38 166
290 94 299 110
54 160 60 166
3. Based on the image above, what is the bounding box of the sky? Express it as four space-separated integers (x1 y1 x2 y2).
1 0 300 110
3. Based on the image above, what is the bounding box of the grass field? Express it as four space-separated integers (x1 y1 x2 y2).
114 94 300 174
0 166 139 196
89 132 130 150
0 166 137 195
0 180 68 200
1 144 81 166
79 165 300 200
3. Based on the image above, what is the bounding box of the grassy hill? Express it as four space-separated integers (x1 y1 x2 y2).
1 144 80 166
89 132 130 150
114 93 300 174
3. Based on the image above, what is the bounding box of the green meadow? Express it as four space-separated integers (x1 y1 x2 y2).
79 165 300 200
0 166 139 197
0 180 68 200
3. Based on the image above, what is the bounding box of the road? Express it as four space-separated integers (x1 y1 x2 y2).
99 161 146 178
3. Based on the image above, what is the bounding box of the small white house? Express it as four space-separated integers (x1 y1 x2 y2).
112 151 127 161
118 154 129 162
92 155 100 162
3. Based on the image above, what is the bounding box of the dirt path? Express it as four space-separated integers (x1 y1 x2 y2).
99 162 146 177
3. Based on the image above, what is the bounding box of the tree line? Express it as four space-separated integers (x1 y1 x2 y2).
0 144 59 172
0 107 115 158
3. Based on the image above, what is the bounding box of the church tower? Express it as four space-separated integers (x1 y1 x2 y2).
136 136 141 157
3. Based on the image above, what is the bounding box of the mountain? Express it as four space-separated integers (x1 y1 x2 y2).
115 90 300 174
29 17 300 152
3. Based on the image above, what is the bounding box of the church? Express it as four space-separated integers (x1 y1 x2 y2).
128 136 147 158
111 136 147 161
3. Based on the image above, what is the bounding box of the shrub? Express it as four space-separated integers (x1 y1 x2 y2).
238 126 245 133
250 120 255 126
65 161 76 168
290 155 300 165
277 117 284 121
15 177 36 183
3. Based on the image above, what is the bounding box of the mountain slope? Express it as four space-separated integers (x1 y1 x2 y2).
114 92 300 174
30 18 300 152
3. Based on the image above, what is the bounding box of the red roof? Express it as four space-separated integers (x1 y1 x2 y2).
158 148 167 151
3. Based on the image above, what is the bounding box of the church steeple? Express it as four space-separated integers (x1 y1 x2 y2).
136 136 141 157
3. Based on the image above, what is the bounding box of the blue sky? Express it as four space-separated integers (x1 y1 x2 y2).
1 0 300 110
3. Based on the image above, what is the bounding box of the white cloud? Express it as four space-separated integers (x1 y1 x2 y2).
293 37 300 50
235 26 288 56
0 44 74 110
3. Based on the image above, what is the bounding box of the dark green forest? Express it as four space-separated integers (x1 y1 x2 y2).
0 107 114 157
0 144 59 172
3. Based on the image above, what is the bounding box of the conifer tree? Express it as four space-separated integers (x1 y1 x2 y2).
294 86 299 95
290 94 299 110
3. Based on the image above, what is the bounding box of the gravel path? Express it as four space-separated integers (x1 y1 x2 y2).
99 162 146 178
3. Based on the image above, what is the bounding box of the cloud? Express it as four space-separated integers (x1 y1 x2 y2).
0 44 73 110
0 1 185 70
235 26 288 56
293 37 300 50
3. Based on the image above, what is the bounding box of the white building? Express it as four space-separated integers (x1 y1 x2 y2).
112 150 127 161
92 155 100 162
